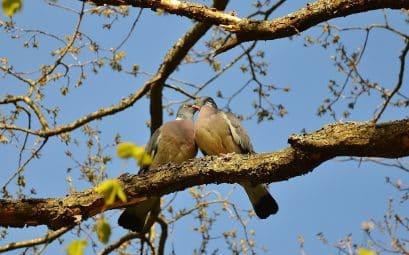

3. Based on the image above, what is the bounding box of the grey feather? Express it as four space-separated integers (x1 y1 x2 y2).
193 96 279 219
221 112 254 154
118 103 198 232
139 129 162 174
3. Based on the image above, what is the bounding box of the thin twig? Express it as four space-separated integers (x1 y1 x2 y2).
194 49 248 95
0 66 34 87
15 105 32 167
247 0 286 19
115 8 143 51
97 232 142 255
372 40 409 122
163 84 196 99
0 123 39 135
167 199 228 224
33 2 85 90
0 225 73 253
230 203 256 255
2 138 48 191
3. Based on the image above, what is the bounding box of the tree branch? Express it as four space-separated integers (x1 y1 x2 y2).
80 0 409 54
97 232 142 255
148 0 229 133
0 83 150 137
372 39 409 122
157 216 168 255
5 0 407 137
0 225 74 253
83 0 241 25
216 0 409 54
0 119 408 230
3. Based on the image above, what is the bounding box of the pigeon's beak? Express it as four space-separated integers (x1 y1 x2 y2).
191 104 201 111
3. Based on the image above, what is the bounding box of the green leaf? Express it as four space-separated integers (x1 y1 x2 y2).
116 142 137 158
95 179 127 205
116 142 152 167
139 153 152 167
60 86 69 96
212 61 220 72
357 248 376 255
2 0 22 16
116 184 127 203
66 240 87 255
97 218 111 244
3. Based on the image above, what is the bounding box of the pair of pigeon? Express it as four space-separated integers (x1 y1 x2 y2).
118 96 279 232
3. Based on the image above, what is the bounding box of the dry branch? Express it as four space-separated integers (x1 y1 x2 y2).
80 0 409 53
0 225 73 252
3 0 408 137
148 0 229 133
0 1 229 138
0 119 408 230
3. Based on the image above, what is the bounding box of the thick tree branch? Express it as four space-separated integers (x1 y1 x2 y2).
148 0 228 133
216 0 409 54
81 0 409 54
4 0 407 137
84 0 241 25
0 119 408 230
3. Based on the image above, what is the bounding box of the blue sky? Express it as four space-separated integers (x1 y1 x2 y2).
1 1 408 254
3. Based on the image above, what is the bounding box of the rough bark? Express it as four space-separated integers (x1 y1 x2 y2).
0 119 408 230
3 0 407 138
81 0 409 53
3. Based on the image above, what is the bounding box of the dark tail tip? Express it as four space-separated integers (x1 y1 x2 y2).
118 210 145 232
253 193 279 219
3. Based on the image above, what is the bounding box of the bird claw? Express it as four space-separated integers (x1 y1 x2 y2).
220 152 235 161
